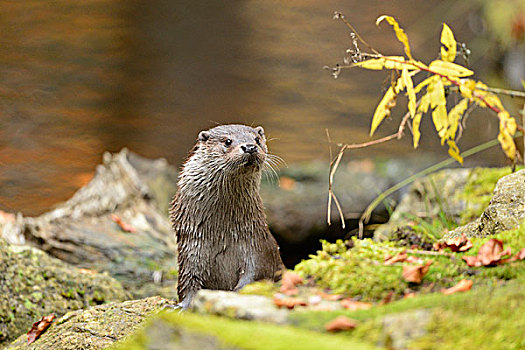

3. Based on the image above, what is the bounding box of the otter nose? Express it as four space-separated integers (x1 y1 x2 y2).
241 144 258 154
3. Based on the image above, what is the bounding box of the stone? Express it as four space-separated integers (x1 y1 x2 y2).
0 238 130 346
192 290 289 324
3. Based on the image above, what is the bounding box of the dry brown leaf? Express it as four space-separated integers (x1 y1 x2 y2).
273 296 307 309
442 279 473 295
279 176 296 191
462 255 482 267
340 299 372 310
27 314 55 344
434 234 473 252
478 239 505 265
384 251 408 265
380 291 394 305
325 316 358 332
403 292 416 299
402 260 433 284
280 271 303 296
111 214 136 233
317 291 343 301
463 239 514 267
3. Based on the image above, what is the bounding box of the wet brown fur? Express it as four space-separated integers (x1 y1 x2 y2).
169 124 284 308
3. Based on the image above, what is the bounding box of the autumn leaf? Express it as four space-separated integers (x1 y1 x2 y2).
497 111 517 161
376 15 413 59
442 279 473 295
434 234 473 252
317 291 343 301
27 314 56 344
428 60 473 78
340 299 373 310
280 271 303 296
462 239 514 267
370 86 396 136
447 140 463 164
325 316 358 332
279 176 296 191
440 24 457 62
273 296 307 309
111 214 136 233
384 251 408 265
402 260 433 284
402 68 416 117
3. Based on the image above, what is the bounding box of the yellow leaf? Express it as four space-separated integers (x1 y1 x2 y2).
412 112 423 148
440 24 457 62
429 78 446 108
433 105 448 141
497 111 517 161
384 56 420 70
402 68 416 117
376 15 413 59
414 76 436 94
429 60 473 78
446 98 469 140
482 93 504 111
353 58 386 70
354 56 419 71
459 79 476 99
447 140 463 164
418 91 431 114
370 86 396 136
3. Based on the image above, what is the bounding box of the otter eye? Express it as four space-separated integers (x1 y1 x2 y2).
255 137 261 146
224 139 232 147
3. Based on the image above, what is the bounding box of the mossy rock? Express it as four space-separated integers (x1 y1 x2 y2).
374 167 521 242
6 296 174 350
0 238 130 346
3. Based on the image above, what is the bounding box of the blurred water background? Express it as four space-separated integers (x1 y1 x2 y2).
0 0 523 216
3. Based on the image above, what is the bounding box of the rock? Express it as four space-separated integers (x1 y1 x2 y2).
6 296 175 350
373 167 520 241
192 290 289 324
380 309 431 349
0 149 178 299
445 169 525 239
0 238 130 346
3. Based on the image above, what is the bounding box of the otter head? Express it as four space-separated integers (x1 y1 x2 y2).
194 124 267 175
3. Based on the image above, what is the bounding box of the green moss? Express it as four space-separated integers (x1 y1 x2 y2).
290 279 524 350
294 239 406 301
239 280 278 297
113 312 378 350
294 227 524 302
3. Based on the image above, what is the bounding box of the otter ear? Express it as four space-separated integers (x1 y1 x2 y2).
198 131 210 142
255 126 265 138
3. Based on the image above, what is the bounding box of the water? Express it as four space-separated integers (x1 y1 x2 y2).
0 0 520 216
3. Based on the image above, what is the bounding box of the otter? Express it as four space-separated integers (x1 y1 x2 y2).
170 124 284 308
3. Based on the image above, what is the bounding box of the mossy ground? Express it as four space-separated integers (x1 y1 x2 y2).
112 312 377 350
294 223 525 302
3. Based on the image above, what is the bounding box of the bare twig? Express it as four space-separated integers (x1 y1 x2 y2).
477 86 525 98
334 12 380 56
